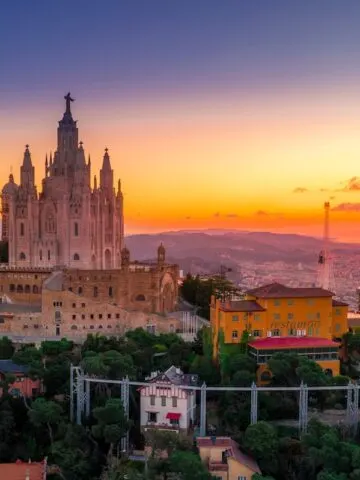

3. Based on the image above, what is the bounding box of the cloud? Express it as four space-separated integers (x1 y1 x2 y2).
330 196 335 200
340 177 360 192
331 203 360 212
226 213 238 218
185 216 191 220
319 188 328 192
256 210 268 216
213 212 220 217
293 187 308 193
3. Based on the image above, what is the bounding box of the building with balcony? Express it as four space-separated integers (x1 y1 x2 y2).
0 359 42 398
139 366 198 433
196 436 261 480
210 282 348 380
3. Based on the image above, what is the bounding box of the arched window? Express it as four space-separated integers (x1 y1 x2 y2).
93 286 98 298
19 252 26 260
55 311 61 322
17 285 23 293
39 250 42 261
48 250 51 261
109 286 113 297
105 249 111 269
20 222 24 237
24 285 30 293
135 294 146 302
9 284 15 292
78 286 83 295
74 222 79 237
73 253 80 261
32 285 39 294
71 325 77 330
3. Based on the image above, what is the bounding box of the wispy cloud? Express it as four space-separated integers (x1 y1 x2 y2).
185 216 191 220
213 212 220 217
226 213 238 218
339 177 360 192
256 210 268 216
331 203 360 212
293 187 308 193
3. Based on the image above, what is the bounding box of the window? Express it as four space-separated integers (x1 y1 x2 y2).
48 250 50 260
81 303 85 308
172 396 177 407
238 476 247 480
150 395 155 406
232 315 239 322
335 309 341 316
116 313 120 319
55 311 61 322
135 294 145 301
72 303 76 308
90 325 94 330
107 325 112 329
39 250 42 261
161 396 166 406
78 287 83 295
252 330 262 337
9 284 15 292
107 314 111 319
287 299 294 306
74 222 79 237
81 314 85 319
335 323 341 332
288 313 294 320
147 325 156 334
273 313 280 320
272 329 281 336
232 330 238 339
307 299 314 305
254 314 260 321
32 285 38 294
288 328 296 336
316 312 321 319
71 325 77 330
109 286 113 297
68 287 73 292
99 314 103 319
148 412 157 423
72 315 76 320
20 222 24 236
169 418 179 426
73 253 80 261
274 299 281 306
19 252 26 260
93 286 98 297
90 314 94 320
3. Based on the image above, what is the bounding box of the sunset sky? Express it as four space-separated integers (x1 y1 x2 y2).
2 1 360 241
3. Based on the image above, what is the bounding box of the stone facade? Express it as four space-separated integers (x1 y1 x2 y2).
1 93 124 269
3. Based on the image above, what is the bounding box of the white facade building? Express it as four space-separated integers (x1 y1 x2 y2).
140 366 198 432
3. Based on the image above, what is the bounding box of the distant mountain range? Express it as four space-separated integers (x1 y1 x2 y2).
125 230 360 275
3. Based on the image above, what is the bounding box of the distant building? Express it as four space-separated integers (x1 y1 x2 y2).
0 359 42 398
139 366 198 433
196 436 261 480
0 458 47 479
211 282 348 381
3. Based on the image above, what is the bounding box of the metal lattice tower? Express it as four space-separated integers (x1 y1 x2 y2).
316 202 336 292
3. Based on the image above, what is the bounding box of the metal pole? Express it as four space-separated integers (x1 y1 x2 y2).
70 364 74 422
250 382 258 424
85 379 91 417
121 377 130 453
299 382 308 434
76 371 84 425
346 382 354 428
200 382 207 436
353 385 359 437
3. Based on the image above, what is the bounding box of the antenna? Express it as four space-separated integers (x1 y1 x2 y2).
316 202 335 292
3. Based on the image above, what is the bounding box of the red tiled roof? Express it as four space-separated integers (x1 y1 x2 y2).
332 299 348 307
248 336 339 350
246 282 333 299
219 300 265 313
0 459 46 480
196 437 261 474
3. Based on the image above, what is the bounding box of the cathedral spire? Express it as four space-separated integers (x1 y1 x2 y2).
20 145 35 188
100 148 113 192
94 175 97 190
22 144 33 169
101 148 112 171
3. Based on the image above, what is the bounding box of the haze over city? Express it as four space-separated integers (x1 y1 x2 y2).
2 1 360 240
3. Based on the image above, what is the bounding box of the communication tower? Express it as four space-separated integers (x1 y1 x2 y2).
316 202 335 292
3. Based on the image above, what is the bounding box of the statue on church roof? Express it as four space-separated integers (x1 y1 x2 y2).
64 92 74 114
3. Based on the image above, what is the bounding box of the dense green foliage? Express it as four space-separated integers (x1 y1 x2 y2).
180 273 238 318
0 329 358 479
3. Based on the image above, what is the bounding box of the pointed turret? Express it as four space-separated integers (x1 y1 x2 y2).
94 175 97 190
20 144 35 188
45 154 48 177
88 154 91 166
49 152 53 166
100 147 114 192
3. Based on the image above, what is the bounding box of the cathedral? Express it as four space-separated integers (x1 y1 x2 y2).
1 93 124 269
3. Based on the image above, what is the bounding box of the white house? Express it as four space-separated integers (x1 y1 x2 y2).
139 366 198 432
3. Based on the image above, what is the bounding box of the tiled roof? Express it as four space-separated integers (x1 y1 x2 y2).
196 437 261 474
0 359 29 374
332 299 348 307
246 282 333 299
0 459 46 479
219 300 265 313
248 336 339 350
142 366 198 388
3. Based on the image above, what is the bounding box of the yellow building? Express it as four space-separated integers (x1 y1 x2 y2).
196 436 261 480
210 282 348 380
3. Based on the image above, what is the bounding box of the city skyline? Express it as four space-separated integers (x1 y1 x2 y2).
2 1 360 241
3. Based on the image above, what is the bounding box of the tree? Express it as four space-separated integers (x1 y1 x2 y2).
243 422 279 475
0 337 14 359
166 450 212 480
92 398 130 459
27 398 63 447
